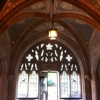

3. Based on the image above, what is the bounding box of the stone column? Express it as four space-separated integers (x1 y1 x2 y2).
91 74 97 100
95 72 100 100
85 75 92 100
0 74 8 100
8 75 15 100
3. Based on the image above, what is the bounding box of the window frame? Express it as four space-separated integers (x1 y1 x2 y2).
16 40 82 99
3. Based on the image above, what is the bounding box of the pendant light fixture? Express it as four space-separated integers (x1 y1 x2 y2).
48 0 57 40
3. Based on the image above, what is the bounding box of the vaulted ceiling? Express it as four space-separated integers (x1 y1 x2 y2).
0 0 100 60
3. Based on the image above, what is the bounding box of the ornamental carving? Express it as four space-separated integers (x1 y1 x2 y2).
76 19 86 25
61 2 73 10
36 26 44 31
55 26 64 31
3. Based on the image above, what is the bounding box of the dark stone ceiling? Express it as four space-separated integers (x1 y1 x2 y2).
8 18 38 46
63 19 94 44
0 0 100 50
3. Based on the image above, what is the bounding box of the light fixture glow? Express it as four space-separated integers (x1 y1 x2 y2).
49 28 57 40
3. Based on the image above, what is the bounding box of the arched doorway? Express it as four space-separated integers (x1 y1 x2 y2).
40 71 58 100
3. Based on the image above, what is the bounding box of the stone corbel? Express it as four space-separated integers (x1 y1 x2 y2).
85 75 92 81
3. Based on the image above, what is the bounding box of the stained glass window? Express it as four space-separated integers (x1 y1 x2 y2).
28 71 38 97
17 41 81 99
60 71 70 98
17 62 38 98
71 71 81 97
17 71 28 98
60 57 81 98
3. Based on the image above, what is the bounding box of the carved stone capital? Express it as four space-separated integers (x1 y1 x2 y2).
85 75 92 81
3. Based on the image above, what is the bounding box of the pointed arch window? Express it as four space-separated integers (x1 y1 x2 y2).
17 62 38 98
17 41 81 99
60 54 81 98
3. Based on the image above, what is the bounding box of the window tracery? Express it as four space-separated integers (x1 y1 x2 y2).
17 41 81 99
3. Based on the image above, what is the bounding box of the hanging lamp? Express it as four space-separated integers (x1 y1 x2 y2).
48 0 57 40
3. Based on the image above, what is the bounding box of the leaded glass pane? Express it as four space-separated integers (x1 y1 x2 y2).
46 43 53 50
35 63 38 70
71 71 81 98
61 64 63 71
17 71 28 98
25 63 28 71
41 50 44 57
28 71 38 98
60 50 63 61
35 51 39 61
26 54 33 62
20 64 23 71
60 71 70 98
66 54 72 62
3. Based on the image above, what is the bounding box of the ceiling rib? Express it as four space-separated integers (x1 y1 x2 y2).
12 19 46 52
55 20 89 68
